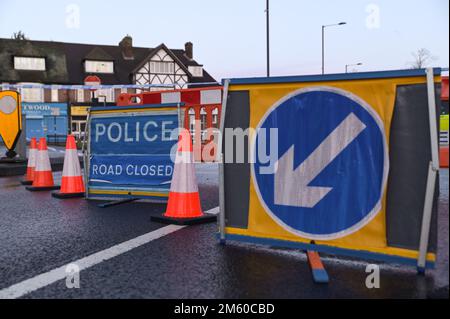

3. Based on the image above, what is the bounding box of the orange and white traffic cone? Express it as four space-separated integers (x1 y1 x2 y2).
26 138 60 192
52 135 85 199
151 129 216 225
20 137 38 185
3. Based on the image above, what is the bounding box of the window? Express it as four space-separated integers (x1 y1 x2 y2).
85 60 114 74
150 62 174 74
95 88 115 103
51 89 59 102
188 66 203 77
20 83 44 102
212 108 219 128
14 57 46 71
77 89 84 103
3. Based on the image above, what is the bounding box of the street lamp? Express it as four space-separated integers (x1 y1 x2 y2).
345 62 363 73
322 22 347 75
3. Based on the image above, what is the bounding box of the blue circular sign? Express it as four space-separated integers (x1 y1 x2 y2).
252 87 388 240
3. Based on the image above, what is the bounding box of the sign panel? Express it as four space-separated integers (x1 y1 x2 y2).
253 87 388 240
222 69 440 268
87 105 179 200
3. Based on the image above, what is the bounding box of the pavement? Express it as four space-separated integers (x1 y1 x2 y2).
0 163 448 299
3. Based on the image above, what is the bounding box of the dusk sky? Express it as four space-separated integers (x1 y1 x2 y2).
1 0 448 81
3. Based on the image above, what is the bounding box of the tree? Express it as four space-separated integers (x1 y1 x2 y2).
409 48 437 69
11 31 28 40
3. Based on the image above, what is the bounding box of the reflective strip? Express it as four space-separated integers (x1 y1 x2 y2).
34 150 52 172
200 89 222 104
27 148 37 168
161 92 181 104
62 149 82 177
170 155 199 193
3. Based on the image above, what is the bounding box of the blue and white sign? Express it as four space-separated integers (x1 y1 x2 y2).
89 112 178 190
252 87 389 240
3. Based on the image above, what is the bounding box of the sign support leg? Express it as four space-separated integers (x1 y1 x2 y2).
417 68 440 274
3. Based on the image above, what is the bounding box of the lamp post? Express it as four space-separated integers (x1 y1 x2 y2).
345 62 363 73
322 22 347 74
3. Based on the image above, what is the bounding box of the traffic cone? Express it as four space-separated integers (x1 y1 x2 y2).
20 137 38 185
52 135 85 199
151 129 217 225
26 138 60 192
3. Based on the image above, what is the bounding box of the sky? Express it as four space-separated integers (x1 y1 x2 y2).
0 0 448 81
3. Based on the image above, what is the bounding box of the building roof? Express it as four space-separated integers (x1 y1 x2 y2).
0 38 217 85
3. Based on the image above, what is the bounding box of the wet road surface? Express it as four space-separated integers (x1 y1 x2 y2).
0 164 448 299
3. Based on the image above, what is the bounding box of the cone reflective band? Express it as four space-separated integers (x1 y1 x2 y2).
52 135 85 199
0 91 22 152
165 130 202 218
151 129 216 225
26 138 60 192
20 137 38 185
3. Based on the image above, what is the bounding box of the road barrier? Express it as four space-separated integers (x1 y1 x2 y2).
52 135 85 199
218 68 441 272
84 103 182 201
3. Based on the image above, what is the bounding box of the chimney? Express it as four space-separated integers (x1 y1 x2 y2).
185 42 193 60
119 35 134 60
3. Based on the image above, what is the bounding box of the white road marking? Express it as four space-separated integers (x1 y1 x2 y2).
0 206 219 299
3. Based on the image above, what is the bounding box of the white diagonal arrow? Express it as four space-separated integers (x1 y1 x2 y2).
274 112 367 208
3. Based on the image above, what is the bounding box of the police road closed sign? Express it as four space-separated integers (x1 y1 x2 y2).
88 109 178 199
252 87 389 240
